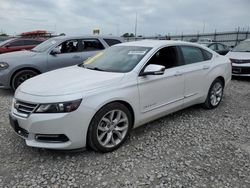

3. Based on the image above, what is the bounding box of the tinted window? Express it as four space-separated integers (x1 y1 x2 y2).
147 46 181 69
23 40 42 46
8 40 24 47
57 40 80 53
82 39 104 51
202 49 213 61
181 46 204 64
104 39 122 46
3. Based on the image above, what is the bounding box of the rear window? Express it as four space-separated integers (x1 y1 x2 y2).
104 39 122 46
180 46 205 64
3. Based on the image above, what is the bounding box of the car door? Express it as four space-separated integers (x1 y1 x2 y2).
137 46 185 119
47 39 84 71
80 38 105 62
179 46 213 105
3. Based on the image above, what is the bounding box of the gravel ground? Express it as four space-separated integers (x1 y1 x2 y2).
0 78 250 188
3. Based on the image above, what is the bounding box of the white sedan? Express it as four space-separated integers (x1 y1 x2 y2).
9 40 232 152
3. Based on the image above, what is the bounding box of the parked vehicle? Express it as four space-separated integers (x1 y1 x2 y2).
197 38 213 43
0 36 123 90
9 40 231 152
0 38 45 54
226 39 250 76
200 42 230 55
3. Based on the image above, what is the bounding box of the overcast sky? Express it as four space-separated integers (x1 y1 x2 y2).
0 0 250 36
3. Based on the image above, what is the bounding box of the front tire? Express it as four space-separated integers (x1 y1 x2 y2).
203 78 224 109
11 70 39 90
87 102 132 153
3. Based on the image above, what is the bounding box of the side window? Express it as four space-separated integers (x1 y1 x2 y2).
23 40 42 46
82 39 105 51
202 49 213 61
104 39 121 46
147 46 181 69
209 44 217 51
8 40 24 47
217 44 225 50
180 46 205 64
57 40 80 54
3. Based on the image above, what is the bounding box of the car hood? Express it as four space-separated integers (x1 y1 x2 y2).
0 50 37 61
18 66 125 96
226 51 250 60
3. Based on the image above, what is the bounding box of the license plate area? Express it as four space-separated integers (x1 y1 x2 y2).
9 114 29 138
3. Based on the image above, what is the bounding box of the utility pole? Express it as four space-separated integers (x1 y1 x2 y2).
134 12 138 38
202 21 206 34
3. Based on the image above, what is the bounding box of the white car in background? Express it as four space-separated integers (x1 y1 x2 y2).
226 39 250 76
9 40 231 152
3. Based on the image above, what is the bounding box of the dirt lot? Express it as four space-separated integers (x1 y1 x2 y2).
0 78 250 188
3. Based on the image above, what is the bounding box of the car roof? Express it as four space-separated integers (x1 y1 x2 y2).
117 40 203 48
52 35 123 41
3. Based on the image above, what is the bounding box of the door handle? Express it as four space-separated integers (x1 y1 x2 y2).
203 65 210 70
73 55 81 59
175 71 183 76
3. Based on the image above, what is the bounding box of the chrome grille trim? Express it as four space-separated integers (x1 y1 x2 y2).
14 100 38 117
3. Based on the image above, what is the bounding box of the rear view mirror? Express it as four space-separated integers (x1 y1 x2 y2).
50 47 61 55
140 64 165 76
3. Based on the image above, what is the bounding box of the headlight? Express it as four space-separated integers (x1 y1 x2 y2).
35 99 82 113
0 62 9 70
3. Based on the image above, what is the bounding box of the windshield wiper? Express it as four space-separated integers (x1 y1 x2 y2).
86 67 105 71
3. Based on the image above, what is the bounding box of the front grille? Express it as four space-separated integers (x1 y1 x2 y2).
230 59 250 64
14 100 38 117
232 66 250 75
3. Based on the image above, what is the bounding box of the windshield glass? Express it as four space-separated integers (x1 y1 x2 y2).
232 41 250 52
83 46 152 73
0 38 14 46
32 38 60 52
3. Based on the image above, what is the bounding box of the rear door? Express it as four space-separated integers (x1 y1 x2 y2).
179 46 213 104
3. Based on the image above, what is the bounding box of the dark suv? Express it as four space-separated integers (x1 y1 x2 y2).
0 38 45 54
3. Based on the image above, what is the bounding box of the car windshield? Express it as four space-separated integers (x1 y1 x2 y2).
0 38 15 46
232 41 250 52
31 38 60 52
82 46 152 73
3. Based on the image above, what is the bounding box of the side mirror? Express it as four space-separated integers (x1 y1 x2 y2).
50 47 61 55
5 44 10 48
140 64 165 76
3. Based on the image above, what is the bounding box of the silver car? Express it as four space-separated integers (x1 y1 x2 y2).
0 35 123 90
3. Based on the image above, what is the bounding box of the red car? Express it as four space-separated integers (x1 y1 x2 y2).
0 38 45 54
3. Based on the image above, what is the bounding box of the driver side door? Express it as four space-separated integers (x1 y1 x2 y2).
137 46 185 122
47 39 83 71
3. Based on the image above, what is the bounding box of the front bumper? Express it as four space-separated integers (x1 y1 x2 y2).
9 95 96 150
0 68 11 89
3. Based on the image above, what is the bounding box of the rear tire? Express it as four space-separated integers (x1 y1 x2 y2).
11 70 39 90
87 102 132 153
203 78 224 109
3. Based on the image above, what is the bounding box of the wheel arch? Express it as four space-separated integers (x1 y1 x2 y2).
10 67 41 86
215 76 225 88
